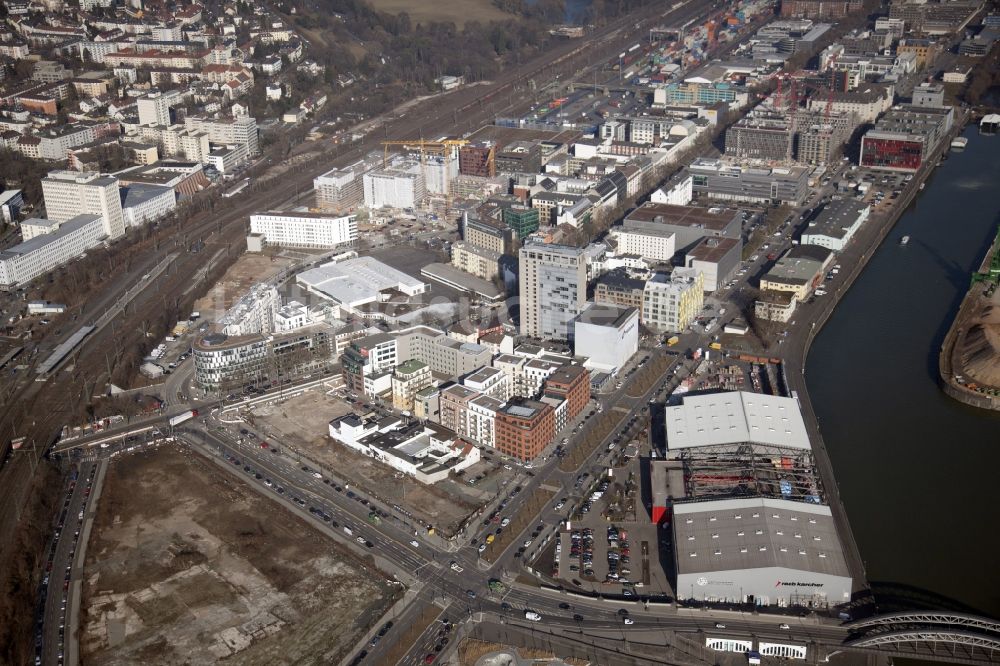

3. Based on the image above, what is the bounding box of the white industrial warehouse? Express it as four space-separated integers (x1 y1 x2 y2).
673 497 852 607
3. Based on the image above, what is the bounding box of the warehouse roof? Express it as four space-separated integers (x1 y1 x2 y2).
297 256 426 307
665 391 811 451
673 497 850 578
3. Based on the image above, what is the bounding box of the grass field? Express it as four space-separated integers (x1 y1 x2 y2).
366 0 513 26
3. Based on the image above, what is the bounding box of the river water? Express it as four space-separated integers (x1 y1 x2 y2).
806 126 1000 620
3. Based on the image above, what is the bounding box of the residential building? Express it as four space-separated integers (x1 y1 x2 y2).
519 240 588 340
573 303 639 372
0 214 106 287
800 199 871 251
594 269 647 314
613 226 677 263
804 84 894 124
451 241 501 281
464 214 515 255
642 269 704 333
897 39 940 69
137 89 180 126
439 384 478 439
860 104 953 172
363 161 425 209
249 212 358 249
543 365 591 421
313 155 380 212
467 394 504 448
42 171 125 240
392 360 433 412
495 141 542 175
414 386 441 421
495 399 555 461
184 115 259 155
463 366 512 401
341 333 398 395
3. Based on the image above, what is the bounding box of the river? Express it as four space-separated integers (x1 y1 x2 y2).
806 125 1000 621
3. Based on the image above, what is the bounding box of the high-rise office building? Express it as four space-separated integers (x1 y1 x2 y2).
518 240 587 340
42 170 125 239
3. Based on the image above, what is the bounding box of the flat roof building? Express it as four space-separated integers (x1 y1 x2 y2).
623 202 741 254
249 211 358 249
297 256 429 312
572 304 639 373
686 158 810 207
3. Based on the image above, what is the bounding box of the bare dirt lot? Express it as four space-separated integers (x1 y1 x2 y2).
192 251 297 321
80 445 398 665
365 0 512 26
250 391 483 536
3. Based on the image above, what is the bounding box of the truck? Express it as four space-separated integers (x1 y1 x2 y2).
667 335 680 346
168 409 198 427
709 342 722 351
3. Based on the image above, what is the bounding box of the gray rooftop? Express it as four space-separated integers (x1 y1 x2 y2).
673 497 849 578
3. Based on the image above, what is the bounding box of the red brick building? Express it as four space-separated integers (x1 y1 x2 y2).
543 365 591 421
495 400 555 461
459 143 496 177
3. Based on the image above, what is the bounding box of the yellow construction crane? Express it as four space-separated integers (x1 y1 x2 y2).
381 139 470 167
381 139 473 214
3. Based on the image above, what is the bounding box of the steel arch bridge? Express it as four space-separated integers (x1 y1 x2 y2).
829 611 1000 665
846 611 1000 635
824 630 1000 665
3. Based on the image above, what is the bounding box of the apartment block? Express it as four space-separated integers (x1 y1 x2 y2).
518 240 588 340
0 214 106 287
642 269 704 333
495 399 555 461
249 212 358 249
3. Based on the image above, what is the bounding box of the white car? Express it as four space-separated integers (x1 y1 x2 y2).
623 617 635 625
524 611 542 622
779 623 790 630
478 543 487 553
410 540 419 547
523 539 533 547
500 518 511 527
555 501 565 510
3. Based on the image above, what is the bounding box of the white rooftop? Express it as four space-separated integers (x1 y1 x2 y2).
665 391 810 451
297 256 427 307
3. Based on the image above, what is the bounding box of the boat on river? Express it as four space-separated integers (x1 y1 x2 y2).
900 235 910 246
951 137 969 150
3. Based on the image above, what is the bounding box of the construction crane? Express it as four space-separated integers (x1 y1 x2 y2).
381 139 470 168
381 139 472 214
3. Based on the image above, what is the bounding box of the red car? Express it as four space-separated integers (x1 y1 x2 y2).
424 654 436 664
259 442 269 449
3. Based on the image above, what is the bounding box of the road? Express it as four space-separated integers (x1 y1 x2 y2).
35 460 101 666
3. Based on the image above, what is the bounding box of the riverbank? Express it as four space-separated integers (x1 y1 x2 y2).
777 107 971 597
938 225 1000 411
